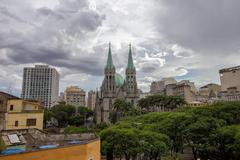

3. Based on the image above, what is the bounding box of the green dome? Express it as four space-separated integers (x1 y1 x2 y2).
115 73 124 87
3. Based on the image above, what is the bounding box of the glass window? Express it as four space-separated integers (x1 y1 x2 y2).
15 121 18 127
26 119 37 126
10 105 14 111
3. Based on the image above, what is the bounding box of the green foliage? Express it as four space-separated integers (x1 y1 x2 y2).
95 122 109 133
210 125 240 159
100 101 240 160
44 104 93 127
0 138 6 151
110 99 141 124
64 126 93 133
137 95 186 113
100 127 169 160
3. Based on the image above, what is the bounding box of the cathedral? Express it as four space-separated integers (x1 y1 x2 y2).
95 43 139 124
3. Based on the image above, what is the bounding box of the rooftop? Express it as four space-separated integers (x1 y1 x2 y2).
0 129 98 156
219 65 240 73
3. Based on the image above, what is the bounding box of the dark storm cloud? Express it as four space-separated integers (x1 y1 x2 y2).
0 0 106 75
155 0 240 53
5 41 105 75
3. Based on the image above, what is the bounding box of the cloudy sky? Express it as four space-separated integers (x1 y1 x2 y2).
0 0 240 96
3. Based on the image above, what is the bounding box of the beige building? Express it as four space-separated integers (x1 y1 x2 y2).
219 87 240 101
199 83 221 97
64 86 86 107
218 66 240 101
87 90 96 110
150 77 177 94
5 99 44 130
0 92 20 131
166 80 197 103
219 66 240 91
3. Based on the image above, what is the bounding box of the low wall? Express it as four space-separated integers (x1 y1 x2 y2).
0 138 100 160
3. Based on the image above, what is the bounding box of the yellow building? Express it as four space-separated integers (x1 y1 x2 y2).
4 99 44 130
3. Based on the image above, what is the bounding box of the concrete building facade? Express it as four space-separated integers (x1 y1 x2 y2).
64 86 86 107
199 83 221 97
0 92 20 131
219 66 240 91
21 65 59 108
5 99 44 130
219 66 240 101
87 90 96 110
166 80 197 103
150 78 177 94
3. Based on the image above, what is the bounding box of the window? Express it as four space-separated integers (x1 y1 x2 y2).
26 119 36 126
15 121 18 127
10 105 14 111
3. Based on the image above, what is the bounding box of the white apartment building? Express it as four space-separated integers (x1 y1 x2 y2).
21 65 59 108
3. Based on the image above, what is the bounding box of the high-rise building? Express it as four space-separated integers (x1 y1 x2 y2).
219 66 240 91
150 78 177 94
95 43 139 124
64 86 86 107
21 65 59 108
87 90 96 110
219 66 240 101
165 80 197 103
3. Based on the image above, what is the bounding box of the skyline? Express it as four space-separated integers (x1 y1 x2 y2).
1 0 240 96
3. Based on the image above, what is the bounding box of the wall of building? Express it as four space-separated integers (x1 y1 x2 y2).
64 86 86 107
4 99 44 130
220 67 240 91
0 139 100 160
5 112 43 130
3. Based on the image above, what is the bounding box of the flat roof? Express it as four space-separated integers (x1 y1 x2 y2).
0 129 98 156
219 65 240 73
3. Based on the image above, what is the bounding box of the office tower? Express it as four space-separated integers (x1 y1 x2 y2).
21 65 59 108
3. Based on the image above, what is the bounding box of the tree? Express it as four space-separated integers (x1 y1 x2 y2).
44 104 93 127
155 112 192 156
49 104 75 127
210 125 240 160
100 101 240 159
184 116 226 160
137 95 186 113
110 99 139 123
100 127 141 160
139 131 170 160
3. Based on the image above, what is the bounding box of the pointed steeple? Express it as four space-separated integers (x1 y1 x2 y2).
127 43 135 69
106 42 114 69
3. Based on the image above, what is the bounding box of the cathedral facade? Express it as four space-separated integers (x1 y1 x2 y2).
95 44 139 124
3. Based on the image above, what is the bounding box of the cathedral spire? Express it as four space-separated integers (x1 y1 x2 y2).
127 43 135 69
106 42 114 69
